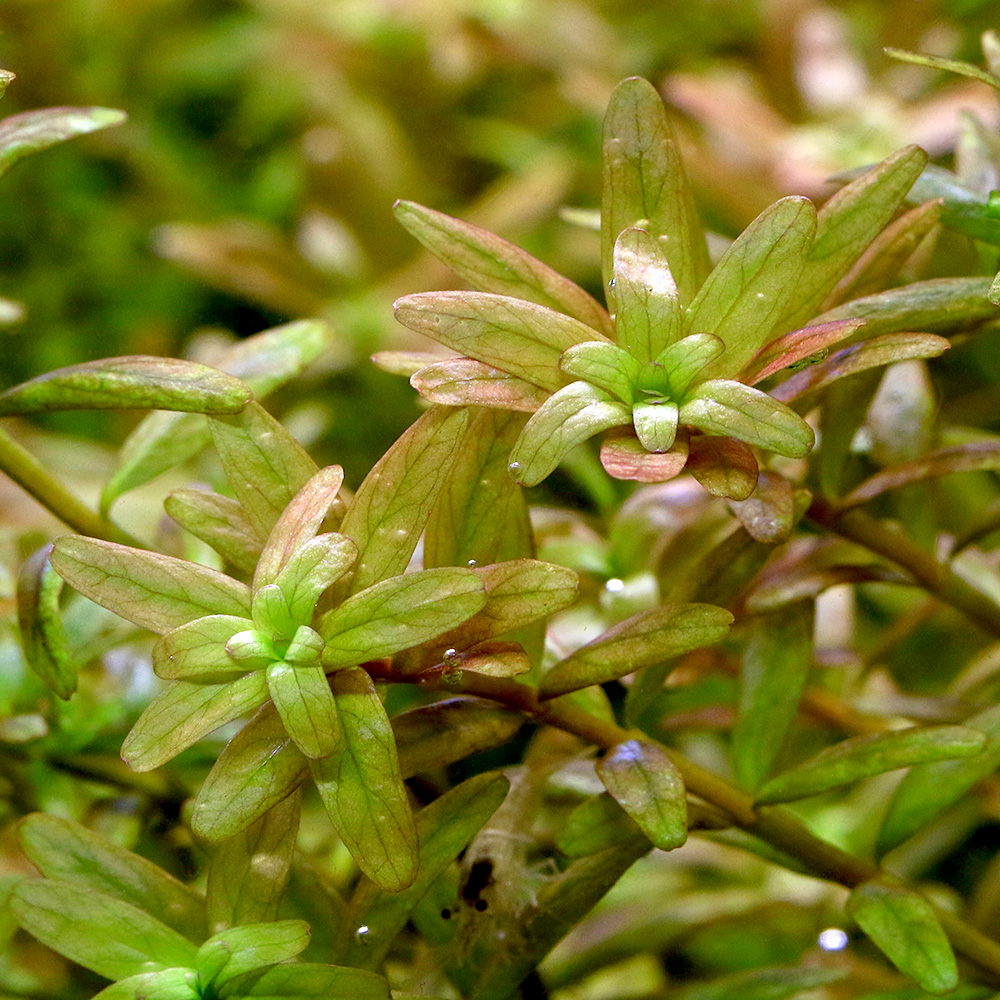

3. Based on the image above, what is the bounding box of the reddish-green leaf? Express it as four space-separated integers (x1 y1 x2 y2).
18 814 207 943
164 489 263 574
0 105 126 178
209 402 319 540
122 671 269 772
0 356 250 417
848 879 957 993
686 197 817 378
266 661 341 759
16 544 75 699
394 200 613 335
740 319 866 385
602 77 710 309
51 536 251 634
726 471 797 543
600 430 689 483
10 880 197 981
411 358 549 412
508 382 632 487
596 739 687 850
311 668 418 892
393 291 607 391
153 615 252 682
540 603 733 698
756 725 987 805
612 227 683 360
686 434 758 499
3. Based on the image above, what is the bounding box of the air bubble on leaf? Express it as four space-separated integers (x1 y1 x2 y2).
443 647 461 668
605 577 625 593
355 925 372 945
817 928 849 951
508 461 521 474
467 558 477 568
608 278 616 288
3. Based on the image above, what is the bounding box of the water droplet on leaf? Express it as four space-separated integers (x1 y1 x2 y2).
443 647 461 667
467 558 477 568
354 925 371 944
605 577 625 593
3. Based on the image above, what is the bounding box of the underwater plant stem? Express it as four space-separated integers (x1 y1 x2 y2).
808 496 1000 638
0 425 138 544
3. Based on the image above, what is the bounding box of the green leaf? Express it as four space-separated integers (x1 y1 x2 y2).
680 380 814 458
612 227 683 360
209 402 319 540
221 963 389 1000
50 536 251 634
251 584 297 638
602 77 710 309
599 430 689 483
508 382 632 487
726 470 797 543
153 615 253 682
206 791 300 931
196 920 309 988
848 879 957 993
18 814 207 943
679 965 847 1000
686 197 816 378
560 341 641 403
266 661 341 759
633 400 679 453
540 603 734 698
102 320 329 511
410 358 550 412
164 489 263 574
685 434 758 500
339 406 469 595
192 704 308 843
467 559 579 641
394 200 613 336
310 668 418 891
756 725 987 805
254 466 345 587
0 105 126 178
92 970 200 1000
877 705 1000 856
10 880 198 980
781 145 927 329
558 792 644 858
343 772 510 969
393 291 608 391
596 739 686 850
771 333 952 407
423 408 533 569
654 333 726 396
272 534 358 626
731 604 812 792
0 356 250 417
16 544 75 699
885 46 1000 90
122 672 270 772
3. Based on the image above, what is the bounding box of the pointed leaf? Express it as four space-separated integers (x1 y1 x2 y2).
731 604 812 792
206 790 300 930
164 489 262 574
209 402 319 540
508 382 632 487
254 466 345 587
0 356 250 417
10 880 197 980
680 380 814 458
223 963 389 1000
344 772 510 969
878 705 1000 856
612 227 683 359
310 668 418 891
781 146 927 329
18 814 207 943
266 662 341 759
153 615 253 681
771 333 951 406
339 406 469 594
740 319 866 385
16 543 75 699
411 358 549 412
686 434 758 499
848 879 957 993
884 46 1000 90
319 568 486 667
192 704 309 843
756 725 987 805
633 400 679 453
596 739 686 850
560 341 640 403
393 291 607 391
196 921 309 987
0 105 126 178
51 536 251 634
122 672 269 772
686 197 817 378
272 533 358 626
394 200 613 335
600 430 689 482
540 603 734 698
726 471 797 543
602 77 710 308
654 333 725 396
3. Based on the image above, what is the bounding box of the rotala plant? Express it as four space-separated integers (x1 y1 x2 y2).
12 64 1000 1000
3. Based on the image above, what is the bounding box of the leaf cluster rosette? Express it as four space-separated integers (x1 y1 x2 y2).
389 76 952 499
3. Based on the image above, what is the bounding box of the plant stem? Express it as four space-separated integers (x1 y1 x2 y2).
808 495 1000 638
0 425 138 544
